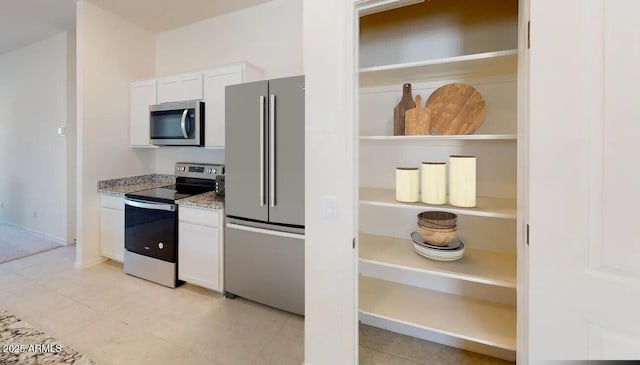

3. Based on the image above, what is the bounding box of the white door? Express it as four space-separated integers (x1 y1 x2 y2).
528 0 640 361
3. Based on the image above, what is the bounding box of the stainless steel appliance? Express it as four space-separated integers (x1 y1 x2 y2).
124 162 224 287
224 75 305 315
150 100 204 146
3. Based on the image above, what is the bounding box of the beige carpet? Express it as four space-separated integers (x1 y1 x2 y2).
0 223 63 264
0 308 95 365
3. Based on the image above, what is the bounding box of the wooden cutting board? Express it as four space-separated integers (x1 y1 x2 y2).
404 95 431 135
393 83 416 135
425 83 486 135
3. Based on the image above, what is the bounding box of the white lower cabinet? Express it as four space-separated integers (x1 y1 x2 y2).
99 195 124 262
178 206 223 292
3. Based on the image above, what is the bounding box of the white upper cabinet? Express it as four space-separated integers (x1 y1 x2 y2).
129 79 157 148
203 63 263 148
157 71 203 103
130 63 262 149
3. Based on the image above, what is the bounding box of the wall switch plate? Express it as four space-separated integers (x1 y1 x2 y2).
323 196 337 219
57 127 66 136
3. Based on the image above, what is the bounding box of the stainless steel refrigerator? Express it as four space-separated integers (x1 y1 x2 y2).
224 75 305 315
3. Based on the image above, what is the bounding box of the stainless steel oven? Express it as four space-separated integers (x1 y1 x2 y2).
123 162 224 288
150 100 204 146
124 199 179 287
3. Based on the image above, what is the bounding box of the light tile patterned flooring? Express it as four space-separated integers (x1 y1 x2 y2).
0 246 303 365
0 228 514 365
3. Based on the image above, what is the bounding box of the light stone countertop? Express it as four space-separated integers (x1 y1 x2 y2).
176 191 224 210
97 174 224 209
97 174 175 196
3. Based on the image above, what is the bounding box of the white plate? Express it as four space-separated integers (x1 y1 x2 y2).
412 242 464 261
411 231 462 250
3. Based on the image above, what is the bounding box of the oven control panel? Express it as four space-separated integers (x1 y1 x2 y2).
175 162 224 180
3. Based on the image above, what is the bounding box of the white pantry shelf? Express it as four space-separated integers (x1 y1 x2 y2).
359 233 516 288
360 134 517 141
359 49 518 87
359 187 517 219
359 276 517 358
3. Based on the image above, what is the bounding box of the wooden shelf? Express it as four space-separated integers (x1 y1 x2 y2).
360 187 517 219
359 233 516 288
359 276 517 352
359 50 518 88
360 134 517 141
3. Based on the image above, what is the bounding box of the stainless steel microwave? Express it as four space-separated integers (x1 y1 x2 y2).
150 100 204 146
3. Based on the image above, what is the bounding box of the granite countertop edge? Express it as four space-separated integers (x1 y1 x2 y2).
97 174 224 209
176 191 225 210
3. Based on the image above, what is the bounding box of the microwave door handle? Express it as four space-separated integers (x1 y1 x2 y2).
180 109 189 139
259 96 266 207
269 94 276 208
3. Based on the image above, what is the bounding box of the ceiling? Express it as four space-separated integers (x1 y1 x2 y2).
86 0 274 32
0 0 76 55
0 0 274 55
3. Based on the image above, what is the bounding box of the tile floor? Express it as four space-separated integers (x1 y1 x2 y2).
0 229 514 365
0 246 303 365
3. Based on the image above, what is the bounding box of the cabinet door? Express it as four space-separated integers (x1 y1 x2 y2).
100 207 124 262
178 222 221 292
203 65 243 148
181 72 204 101
129 80 157 147
157 75 181 103
157 72 203 103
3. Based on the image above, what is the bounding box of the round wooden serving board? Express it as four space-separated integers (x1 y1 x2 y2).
425 83 486 135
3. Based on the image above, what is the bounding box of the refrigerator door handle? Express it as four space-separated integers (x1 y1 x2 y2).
226 223 305 240
269 94 276 208
259 96 266 206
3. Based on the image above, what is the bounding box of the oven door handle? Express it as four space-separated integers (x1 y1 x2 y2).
124 198 176 212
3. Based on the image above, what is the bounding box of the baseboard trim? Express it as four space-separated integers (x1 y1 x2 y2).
0 219 74 245
74 256 107 269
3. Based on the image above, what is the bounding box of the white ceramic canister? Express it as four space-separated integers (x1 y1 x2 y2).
448 155 476 208
421 162 446 205
395 167 419 202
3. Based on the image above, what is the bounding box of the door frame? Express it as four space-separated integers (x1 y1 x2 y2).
349 0 531 363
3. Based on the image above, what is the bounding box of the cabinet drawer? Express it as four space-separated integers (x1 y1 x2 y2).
101 194 124 210
179 206 220 227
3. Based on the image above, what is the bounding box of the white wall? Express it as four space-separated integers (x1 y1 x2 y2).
0 32 75 243
155 0 302 77
153 0 302 172
75 1 156 268
303 0 358 363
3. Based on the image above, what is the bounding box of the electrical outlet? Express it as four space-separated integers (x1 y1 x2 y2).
33 211 37 219
0 202 4 209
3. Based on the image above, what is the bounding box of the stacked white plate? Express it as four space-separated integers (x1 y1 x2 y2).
410 231 465 261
